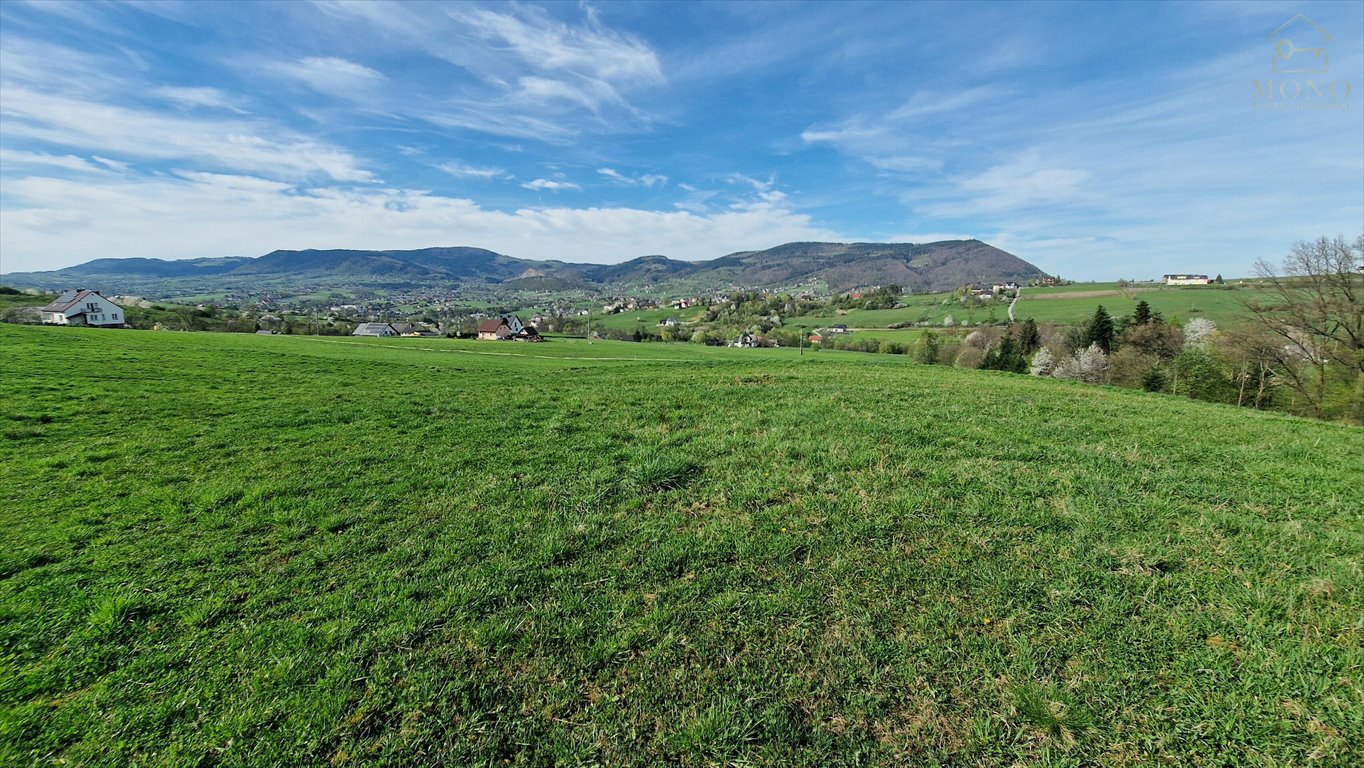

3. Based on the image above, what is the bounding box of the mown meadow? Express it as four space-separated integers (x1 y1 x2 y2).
1 325 1361 766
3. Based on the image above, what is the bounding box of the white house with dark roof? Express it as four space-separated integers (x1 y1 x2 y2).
40 289 124 327
1163 274 1210 286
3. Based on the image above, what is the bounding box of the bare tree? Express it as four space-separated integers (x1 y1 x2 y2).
1247 235 1364 421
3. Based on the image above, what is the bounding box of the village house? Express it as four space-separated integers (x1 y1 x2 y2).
828 324 850 334
477 315 526 340
40 289 125 327
1163 274 1210 286
352 322 399 337
660 318 680 328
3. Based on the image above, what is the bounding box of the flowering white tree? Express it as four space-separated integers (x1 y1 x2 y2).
1052 343 1109 383
1029 347 1056 376
1184 318 1217 348
943 314 955 327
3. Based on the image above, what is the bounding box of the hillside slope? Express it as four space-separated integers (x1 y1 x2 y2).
0 240 1047 296
2 325 1360 767
707 240 1045 291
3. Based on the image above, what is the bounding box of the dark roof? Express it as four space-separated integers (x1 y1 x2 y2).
40 289 98 313
478 319 507 333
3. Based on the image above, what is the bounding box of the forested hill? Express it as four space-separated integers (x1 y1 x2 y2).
1 240 1048 296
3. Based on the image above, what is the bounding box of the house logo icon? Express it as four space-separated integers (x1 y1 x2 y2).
1253 13 1351 111
1267 13 1331 74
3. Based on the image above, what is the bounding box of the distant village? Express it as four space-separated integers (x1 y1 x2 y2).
14 273 1222 349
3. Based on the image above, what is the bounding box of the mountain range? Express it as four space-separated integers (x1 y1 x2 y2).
0 240 1048 297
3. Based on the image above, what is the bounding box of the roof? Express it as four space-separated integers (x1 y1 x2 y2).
478 319 507 333
352 322 396 336
41 289 104 313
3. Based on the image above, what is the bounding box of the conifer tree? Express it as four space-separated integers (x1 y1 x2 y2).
1083 305 1115 353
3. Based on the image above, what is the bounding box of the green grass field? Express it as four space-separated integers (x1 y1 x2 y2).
1012 284 1261 327
596 282 1270 337
2 325 1361 766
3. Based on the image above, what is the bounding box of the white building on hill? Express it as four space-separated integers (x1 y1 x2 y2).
40 289 125 326
1163 274 1210 285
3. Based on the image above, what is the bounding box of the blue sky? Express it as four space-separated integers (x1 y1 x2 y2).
0 0 1360 279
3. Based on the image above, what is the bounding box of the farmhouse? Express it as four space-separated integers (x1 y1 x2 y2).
352 322 399 337
1164 274 1210 286
828 324 850 334
477 315 526 340
40 289 124 327
660 318 680 327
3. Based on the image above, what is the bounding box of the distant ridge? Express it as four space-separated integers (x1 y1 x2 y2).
1 240 1048 296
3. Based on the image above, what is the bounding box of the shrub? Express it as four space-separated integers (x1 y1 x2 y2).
954 344 987 369
1172 347 1235 404
1121 322 1183 360
981 336 1027 373
914 332 941 365
1108 347 1160 388
1141 366 1168 392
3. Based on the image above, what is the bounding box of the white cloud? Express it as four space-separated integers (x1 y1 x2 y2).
458 5 662 89
598 167 667 186
0 149 110 174
521 178 580 192
0 87 374 182
271 56 387 98
311 1 663 139
150 85 244 111
929 151 1091 215
0 172 845 271
438 161 505 179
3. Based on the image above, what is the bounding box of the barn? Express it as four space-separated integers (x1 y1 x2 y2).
352 323 399 337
